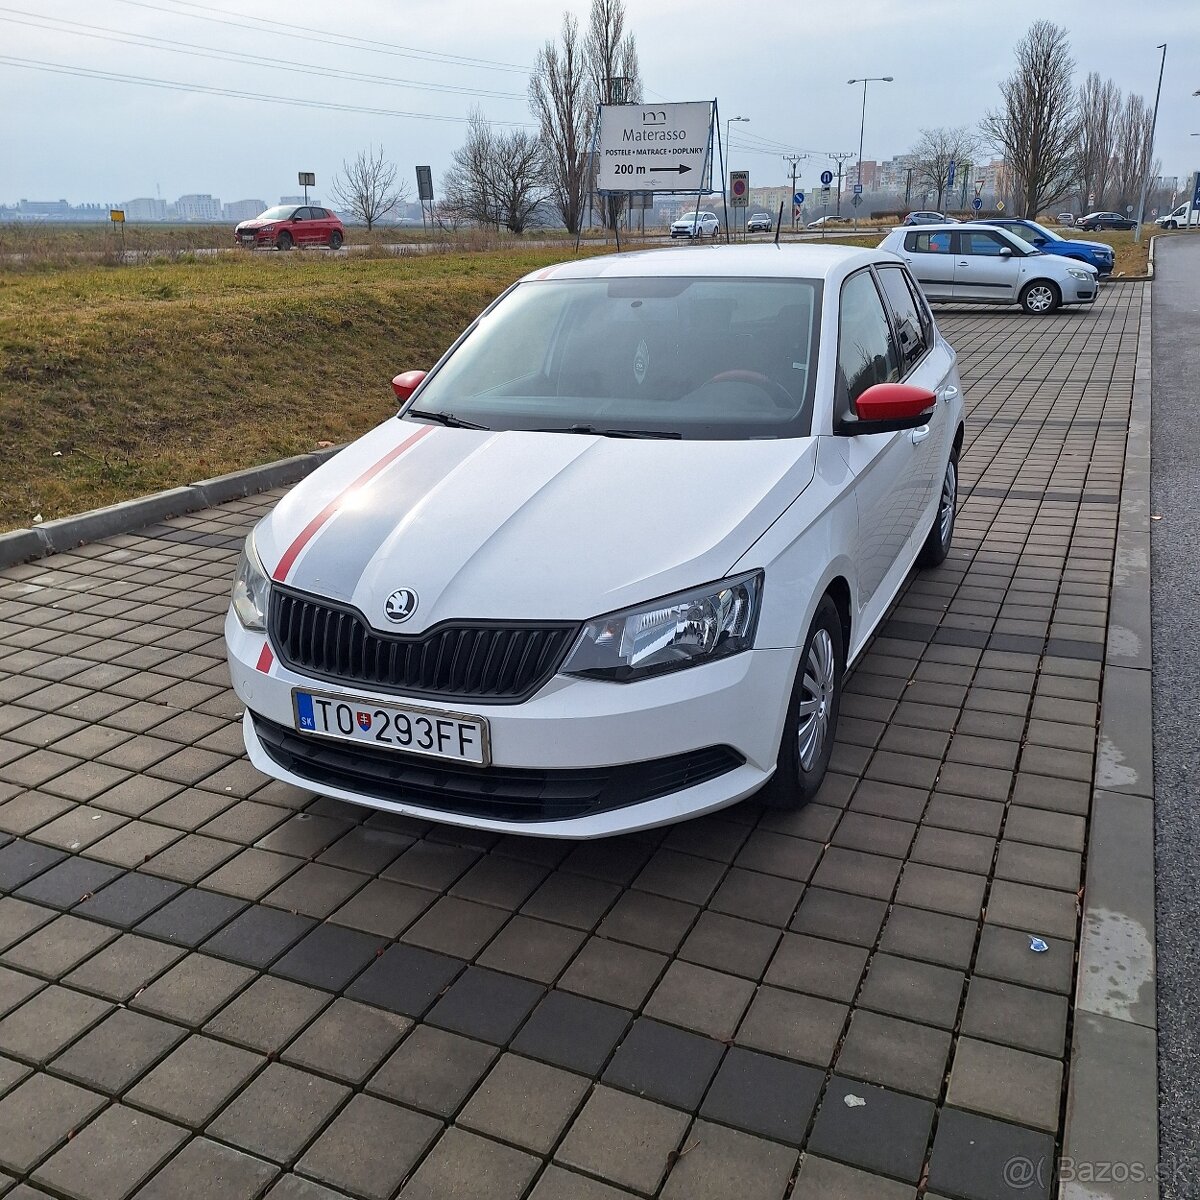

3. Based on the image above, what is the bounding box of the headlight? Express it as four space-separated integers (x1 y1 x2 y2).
562 572 763 682
1067 267 1092 281
231 533 271 630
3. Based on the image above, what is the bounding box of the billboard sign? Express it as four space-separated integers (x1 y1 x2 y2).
597 102 713 192
415 165 434 202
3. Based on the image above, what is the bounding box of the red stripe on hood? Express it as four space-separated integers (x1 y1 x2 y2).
272 424 435 583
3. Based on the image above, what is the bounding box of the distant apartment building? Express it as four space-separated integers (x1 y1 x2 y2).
175 193 222 221
124 197 168 221
223 199 266 222
17 199 71 216
279 195 321 207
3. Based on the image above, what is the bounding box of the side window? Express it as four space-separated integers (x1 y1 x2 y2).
837 270 902 410
960 231 1008 256
875 267 929 373
904 231 952 254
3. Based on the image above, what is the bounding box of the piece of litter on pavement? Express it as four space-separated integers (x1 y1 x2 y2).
1029 936 1049 953
844 1094 867 1108
1150 514 1163 521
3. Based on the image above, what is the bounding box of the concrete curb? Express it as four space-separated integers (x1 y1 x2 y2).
0 445 342 570
1058 282 1157 1199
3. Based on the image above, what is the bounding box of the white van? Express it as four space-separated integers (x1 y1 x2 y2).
1156 201 1199 229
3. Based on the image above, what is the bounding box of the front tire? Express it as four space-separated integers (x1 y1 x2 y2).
276 231 293 251
760 595 844 810
917 448 958 567
1020 280 1060 314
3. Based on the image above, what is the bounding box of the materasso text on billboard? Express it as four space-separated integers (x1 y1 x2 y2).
597 102 714 193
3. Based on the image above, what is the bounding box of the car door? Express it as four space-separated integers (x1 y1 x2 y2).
874 264 954 519
951 229 1019 302
834 269 929 611
896 229 955 299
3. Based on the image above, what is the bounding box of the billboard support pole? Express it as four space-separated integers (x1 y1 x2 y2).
713 100 730 245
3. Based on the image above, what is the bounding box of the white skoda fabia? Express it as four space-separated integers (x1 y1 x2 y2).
226 245 964 838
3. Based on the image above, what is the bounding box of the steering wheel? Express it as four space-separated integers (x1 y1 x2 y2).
706 369 795 410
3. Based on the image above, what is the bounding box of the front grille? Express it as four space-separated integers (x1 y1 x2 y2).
269 587 578 704
253 713 744 822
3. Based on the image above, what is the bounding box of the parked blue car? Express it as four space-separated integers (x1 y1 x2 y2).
965 218 1114 279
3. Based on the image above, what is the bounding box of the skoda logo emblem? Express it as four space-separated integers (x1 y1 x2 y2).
384 588 419 623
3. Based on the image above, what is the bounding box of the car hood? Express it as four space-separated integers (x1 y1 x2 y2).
236 220 275 230
1058 237 1112 257
257 421 819 631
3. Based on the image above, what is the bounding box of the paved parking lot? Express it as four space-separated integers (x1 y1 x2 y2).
0 285 1142 1200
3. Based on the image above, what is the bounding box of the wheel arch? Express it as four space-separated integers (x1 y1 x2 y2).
823 576 852 661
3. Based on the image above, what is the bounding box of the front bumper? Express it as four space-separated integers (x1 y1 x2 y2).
227 610 797 837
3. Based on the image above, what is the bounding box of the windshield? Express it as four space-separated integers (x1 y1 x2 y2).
256 205 296 222
405 275 823 440
1023 221 1061 243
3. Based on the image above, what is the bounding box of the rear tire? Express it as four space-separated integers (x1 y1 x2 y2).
759 595 844 810
329 230 343 249
1020 280 1060 315
917 448 958 567
276 231 293 251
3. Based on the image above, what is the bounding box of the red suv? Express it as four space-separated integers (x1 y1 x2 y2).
234 205 345 250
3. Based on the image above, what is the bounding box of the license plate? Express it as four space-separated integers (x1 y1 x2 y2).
292 689 490 766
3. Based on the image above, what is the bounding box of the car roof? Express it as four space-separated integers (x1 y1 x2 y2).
521 244 887 282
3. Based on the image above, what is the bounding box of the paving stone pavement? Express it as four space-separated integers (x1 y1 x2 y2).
0 286 1142 1200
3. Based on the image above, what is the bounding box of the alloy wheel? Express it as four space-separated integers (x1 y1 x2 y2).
939 458 957 547
797 628 836 771
1026 285 1054 313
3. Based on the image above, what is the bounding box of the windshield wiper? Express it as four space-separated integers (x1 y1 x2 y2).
407 409 491 430
535 424 682 439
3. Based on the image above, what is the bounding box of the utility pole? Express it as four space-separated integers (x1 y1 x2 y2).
904 167 913 206
783 154 806 231
1134 44 1167 244
829 150 854 216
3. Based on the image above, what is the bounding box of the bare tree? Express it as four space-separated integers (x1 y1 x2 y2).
585 0 642 231
1075 72 1121 212
442 108 549 235
529 13 594 234
981 21 1079 218
908 127 982 211
332 146 408 230
1110 92 1155 213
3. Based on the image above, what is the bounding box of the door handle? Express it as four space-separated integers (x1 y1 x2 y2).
957 260 970 267
910 425 931 445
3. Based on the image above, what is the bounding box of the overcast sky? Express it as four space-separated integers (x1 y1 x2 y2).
2 0 1198 205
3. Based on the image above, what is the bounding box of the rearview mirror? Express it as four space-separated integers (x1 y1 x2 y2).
999 247 1013 258
836 382 936 436
391 370 427 402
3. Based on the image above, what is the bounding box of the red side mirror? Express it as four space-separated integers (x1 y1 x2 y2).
854 382 936 422
391 370 427 402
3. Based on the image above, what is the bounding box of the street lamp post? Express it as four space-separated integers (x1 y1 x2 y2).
847 75 893 228
725 116 749 239
1134 45 1167 245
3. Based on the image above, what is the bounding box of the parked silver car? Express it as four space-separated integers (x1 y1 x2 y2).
878 223 1098 314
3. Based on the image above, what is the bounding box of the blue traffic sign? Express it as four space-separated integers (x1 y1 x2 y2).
853 183 863 194
947 161 956 187
794 191 805 206
820 170 833 186
972 197 983 211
